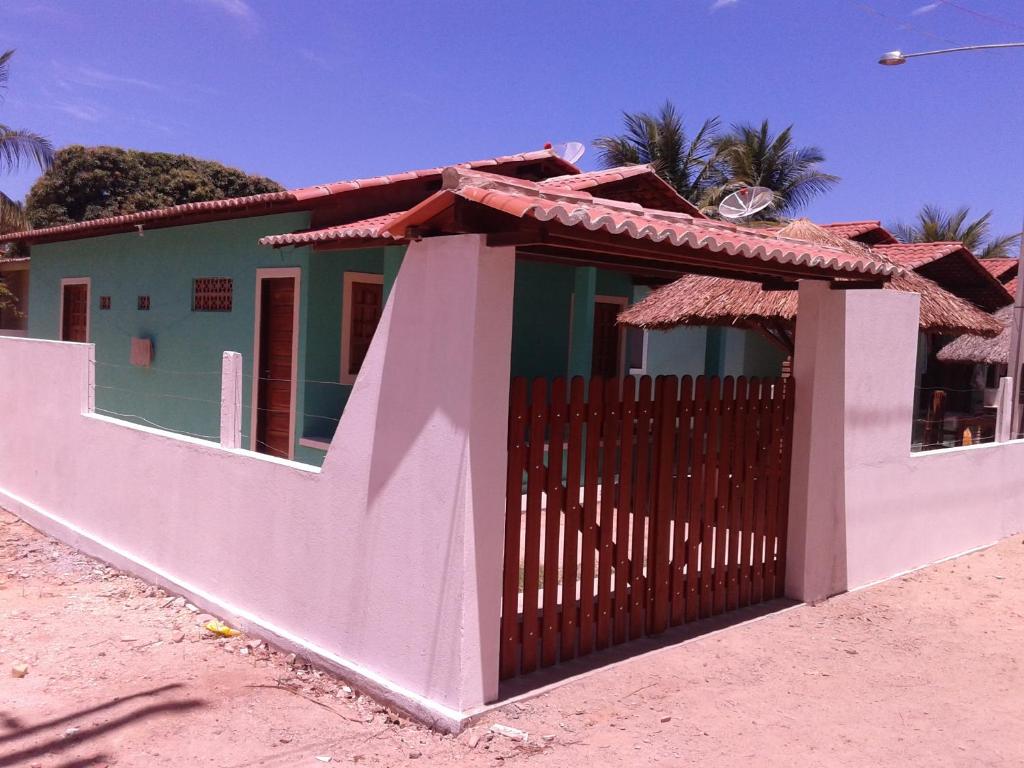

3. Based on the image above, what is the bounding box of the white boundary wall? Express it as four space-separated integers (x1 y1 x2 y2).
786 283 1024 601
0 235 514 732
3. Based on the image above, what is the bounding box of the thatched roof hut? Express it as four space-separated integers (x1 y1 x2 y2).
936 305 1013 365
619 219 1002 353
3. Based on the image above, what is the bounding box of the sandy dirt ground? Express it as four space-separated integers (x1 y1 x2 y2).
2 507 1023 768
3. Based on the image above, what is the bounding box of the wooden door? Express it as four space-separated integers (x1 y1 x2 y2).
255 277 296 458
591 300 622 378
61 283 89 342
347 280 383 377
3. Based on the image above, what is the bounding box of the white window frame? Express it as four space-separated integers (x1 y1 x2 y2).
340 272 384 386
250 267 301 460
59 277 91 342
627 327 650 376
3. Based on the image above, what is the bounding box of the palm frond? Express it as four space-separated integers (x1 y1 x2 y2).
0 190 28 234
0 50 13 93
0 125 54 174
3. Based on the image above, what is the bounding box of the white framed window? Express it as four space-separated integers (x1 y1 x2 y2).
341 272 384 385
626 326 649 375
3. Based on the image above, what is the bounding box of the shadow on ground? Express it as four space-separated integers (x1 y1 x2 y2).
0 683 206 767
496 598 797 702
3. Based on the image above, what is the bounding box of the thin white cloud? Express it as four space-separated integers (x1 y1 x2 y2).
53 101 102 122
191 0 258 26
911 3 940 14
710 0 739 10
74 66 163 92
299 49 331 70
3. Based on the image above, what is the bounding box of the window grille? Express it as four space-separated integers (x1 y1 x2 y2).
193 277 233 312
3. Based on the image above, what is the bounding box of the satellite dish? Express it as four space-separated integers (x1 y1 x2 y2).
551 141 586 165
718 186 775 219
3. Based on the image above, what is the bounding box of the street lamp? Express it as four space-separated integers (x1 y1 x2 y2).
878 42 1024 66
879 42 1024 440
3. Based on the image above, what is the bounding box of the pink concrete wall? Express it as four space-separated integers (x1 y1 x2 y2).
0 234 514 730
788 282 1024 601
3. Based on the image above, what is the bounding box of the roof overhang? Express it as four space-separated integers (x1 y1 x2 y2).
273 168 900 286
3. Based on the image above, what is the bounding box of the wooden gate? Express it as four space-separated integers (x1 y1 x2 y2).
499 374 795 680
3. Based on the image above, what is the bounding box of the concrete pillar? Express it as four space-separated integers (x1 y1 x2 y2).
322 234 514 714
568 266 597 378
220 351 242 449
785 282 920 602
995 376 1013 443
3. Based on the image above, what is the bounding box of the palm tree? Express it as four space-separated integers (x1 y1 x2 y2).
891 204 1020 259
1 49 53 235
593 101 721 203
700 120 839 219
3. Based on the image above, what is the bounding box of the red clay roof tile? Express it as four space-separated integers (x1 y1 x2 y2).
0 149 577 245
378 168 902 279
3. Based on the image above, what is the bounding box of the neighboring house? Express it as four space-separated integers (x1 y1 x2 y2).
0 152 734 466
0 257 29 336
979 256 1018 300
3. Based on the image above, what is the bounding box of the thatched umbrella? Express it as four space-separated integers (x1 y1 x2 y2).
936 305 1012 365
618 219 1002 354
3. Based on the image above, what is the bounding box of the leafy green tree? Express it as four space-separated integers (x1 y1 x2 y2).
594 101 721 203
701 120 839 219
891 204 1020 259
26 145 283 228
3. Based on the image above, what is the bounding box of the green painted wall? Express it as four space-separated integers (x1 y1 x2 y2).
511 260 574 380
27 214 321 459
511 260 635 382
297 247 391 463
719 327 787 378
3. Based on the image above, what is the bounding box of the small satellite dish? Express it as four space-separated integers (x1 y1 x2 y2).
551 141 586 165
718 186 775 219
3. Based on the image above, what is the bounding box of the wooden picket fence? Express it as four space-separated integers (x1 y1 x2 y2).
499 374 795 680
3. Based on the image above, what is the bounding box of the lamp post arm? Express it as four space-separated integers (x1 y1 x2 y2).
900 42 1024 59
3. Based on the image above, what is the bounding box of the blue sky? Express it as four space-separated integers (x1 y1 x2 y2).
2 0 1023 236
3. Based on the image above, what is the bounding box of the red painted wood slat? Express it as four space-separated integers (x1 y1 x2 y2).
541 378 567 667
763 379 785 600
520 379 548 674
684 376 707 624
713 377 734 616
578 377 604 657
739 379 759 608
560 377 586 662
614 377 636 645
750 381 771 606
629 376 653 640
726 377 748 612
500 378 528 680
596 377 619 650
670 376 694 626
649 376 677 634
699 378 721 620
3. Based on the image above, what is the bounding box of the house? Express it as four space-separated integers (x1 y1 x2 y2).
620 219 1001 355
979 256 1018 299
6 150 890 468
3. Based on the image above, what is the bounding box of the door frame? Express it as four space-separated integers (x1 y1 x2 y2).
59 277 91 342
340 271 384 385
593 294 628 378
249 267 301 459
